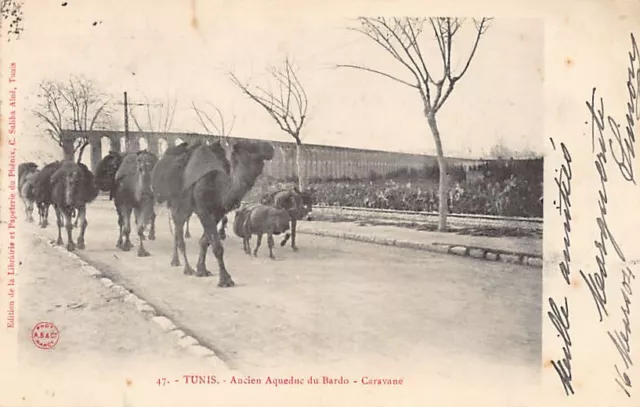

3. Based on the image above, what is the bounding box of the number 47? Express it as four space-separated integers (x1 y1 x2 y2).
156 378 167 386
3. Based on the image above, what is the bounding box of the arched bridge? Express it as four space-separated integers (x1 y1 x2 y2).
61 130 482 181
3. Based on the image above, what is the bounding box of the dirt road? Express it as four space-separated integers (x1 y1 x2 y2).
14 200 543 406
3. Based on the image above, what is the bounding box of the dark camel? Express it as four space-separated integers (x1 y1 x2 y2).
151 140 274 287
96 151 158 244
96 150 159 257
33 161 63 228
261 187 313 251
48 161 99 251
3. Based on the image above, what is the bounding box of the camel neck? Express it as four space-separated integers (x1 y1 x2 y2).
221 160 262 212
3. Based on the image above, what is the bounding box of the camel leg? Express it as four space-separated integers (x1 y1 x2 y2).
26 200 34 223
170 209 181 267
177 220 195 275
64 208 75 251
37 203 43 227
39 203 49 228
218 215 228 240
134 211 144 241
121 206 133 251
197 213 234 286
116 205 124 249
290 218 299 251
55 206 64 246
267 233 276 259
76 206 87 250
184 215 191 239
253 233 263 257
135 207 151 257
195 233 213 276
22 197 31 223
44 204 50 228
242 234 251 255
243 219 252 256
148 209 156 241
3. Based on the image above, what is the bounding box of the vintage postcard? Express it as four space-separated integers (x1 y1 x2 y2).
0 0 638 406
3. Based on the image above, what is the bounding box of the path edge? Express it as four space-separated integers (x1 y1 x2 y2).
34 234 241 376
298 229 543 268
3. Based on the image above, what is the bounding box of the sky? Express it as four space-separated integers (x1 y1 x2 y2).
7 0 543 161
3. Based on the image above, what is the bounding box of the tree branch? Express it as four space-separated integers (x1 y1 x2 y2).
335 64 419 88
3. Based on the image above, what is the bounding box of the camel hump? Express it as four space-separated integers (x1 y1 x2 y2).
233 203 261 238
20 171 39 200
182 145 228 191
95 152 123 192
151 144 194 203
18 162 38 183
33 161 63 204
114 153 138 182
77 162 100 203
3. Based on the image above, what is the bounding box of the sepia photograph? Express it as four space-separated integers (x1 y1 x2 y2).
1 1 576 406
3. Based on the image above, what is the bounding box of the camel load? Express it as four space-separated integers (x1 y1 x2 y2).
233 203 291 259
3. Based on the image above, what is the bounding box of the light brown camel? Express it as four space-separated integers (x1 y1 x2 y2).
151 140 274 287
18 162 39 223
96 150 159 257
49 161 99 251
234 203 290 259
261 187 313 251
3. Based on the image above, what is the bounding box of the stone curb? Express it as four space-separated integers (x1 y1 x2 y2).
298 229 542 268
35 234 236 374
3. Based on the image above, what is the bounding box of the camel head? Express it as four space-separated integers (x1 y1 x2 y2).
231 141 275 172
135 150 157 196
51 162 83 207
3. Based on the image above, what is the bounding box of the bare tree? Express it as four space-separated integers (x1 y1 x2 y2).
338 17 492 231
129 94 177 133
191 101 236 142
230 57 309 190
1 0 23 41
33 75 114 162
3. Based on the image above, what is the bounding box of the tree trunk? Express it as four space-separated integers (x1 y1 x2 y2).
76 139 89 164
295 141 307 191
427 113 448 231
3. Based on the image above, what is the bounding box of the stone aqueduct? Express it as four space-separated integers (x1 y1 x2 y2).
62 130 483 180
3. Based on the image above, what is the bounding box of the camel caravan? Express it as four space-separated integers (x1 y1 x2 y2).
18 139 313 288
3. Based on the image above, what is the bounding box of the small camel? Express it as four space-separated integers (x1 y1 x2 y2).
262 187 313 251
234 203 290 259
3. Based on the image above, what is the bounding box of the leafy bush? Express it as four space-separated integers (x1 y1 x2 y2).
246 159 543 218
